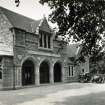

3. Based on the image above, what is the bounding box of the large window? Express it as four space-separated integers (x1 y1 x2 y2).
39 31 51 49
68 65 74 77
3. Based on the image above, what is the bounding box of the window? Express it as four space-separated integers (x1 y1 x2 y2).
0 57 2 63
44 34 47 48
0 57 2 79
68 65 74 77
82 69 85 73
71 66 73 76
15 29 25 45
39 33 43 47
48 36 51 48
69 66 70 76
39 31 51 49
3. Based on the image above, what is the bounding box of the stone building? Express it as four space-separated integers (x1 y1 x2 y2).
0 7 89 89
66 44 89 82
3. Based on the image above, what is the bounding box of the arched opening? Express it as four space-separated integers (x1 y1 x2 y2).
22 60 35 86
54 62 62 82
39 61 49 84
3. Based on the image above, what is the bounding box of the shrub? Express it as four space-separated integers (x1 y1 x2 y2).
91 75 105 83
78 73 91 83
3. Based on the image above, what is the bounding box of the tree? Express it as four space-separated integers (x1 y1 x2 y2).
89 46 105 74
39 0 105 57
14 0 105 58
15 0 20 7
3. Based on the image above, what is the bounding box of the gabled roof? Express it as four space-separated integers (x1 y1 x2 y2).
0 7 52 33
39 17 52 33
67 44 82 57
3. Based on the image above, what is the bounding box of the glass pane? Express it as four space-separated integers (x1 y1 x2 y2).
48 36 51 48
39 33 42 47
44 34 47 48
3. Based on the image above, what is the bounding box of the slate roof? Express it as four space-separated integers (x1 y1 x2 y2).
0 6 41 33
67 44 82 57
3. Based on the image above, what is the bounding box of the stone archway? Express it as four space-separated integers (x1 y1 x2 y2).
54 62 62 82
22 60 35 86
39 60 50 84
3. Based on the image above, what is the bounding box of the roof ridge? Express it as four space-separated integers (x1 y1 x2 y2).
0 6 40 22
0 6 52 33
0 6 41 33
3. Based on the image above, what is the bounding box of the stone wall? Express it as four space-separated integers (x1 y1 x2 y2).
2 56 14 89
79 56 90 73
0 8 90 89
65 62 80 82
12 28 67 87
0 8 14 89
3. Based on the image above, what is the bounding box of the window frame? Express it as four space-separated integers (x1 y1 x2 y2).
82 68 85 74
68 65 74 77
38 30 53 50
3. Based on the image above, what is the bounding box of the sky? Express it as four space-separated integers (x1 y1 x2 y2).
0 0 51 20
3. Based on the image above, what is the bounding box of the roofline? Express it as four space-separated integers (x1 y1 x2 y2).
11 27 39 36
0 6 39 22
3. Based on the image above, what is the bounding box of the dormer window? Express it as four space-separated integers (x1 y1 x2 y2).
39 31 52 49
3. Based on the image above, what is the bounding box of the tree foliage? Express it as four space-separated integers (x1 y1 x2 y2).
39 0 105 56
14 0 105 59
15 0 20 7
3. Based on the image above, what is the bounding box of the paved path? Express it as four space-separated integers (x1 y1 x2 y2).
0 83 105 105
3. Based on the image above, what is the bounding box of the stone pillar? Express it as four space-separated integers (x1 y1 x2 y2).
42 34 44 47
49 63 54 84
61 64 65 82
35 63 40 86
15 66 22 88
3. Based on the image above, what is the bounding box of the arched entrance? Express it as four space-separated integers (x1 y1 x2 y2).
54 62 62 82
22 60 35 86
39 61 49 84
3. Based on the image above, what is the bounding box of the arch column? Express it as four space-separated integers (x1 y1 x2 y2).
35 62 40 86
61 64 65 82
49 63 54 84
15 65 22 88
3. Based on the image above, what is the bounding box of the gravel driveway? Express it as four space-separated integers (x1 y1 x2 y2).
0 83 105 105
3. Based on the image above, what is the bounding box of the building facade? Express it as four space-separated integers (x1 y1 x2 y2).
66 44 89 82
0 7 89 89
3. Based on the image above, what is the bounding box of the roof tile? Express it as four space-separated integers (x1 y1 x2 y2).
0 6 41 33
